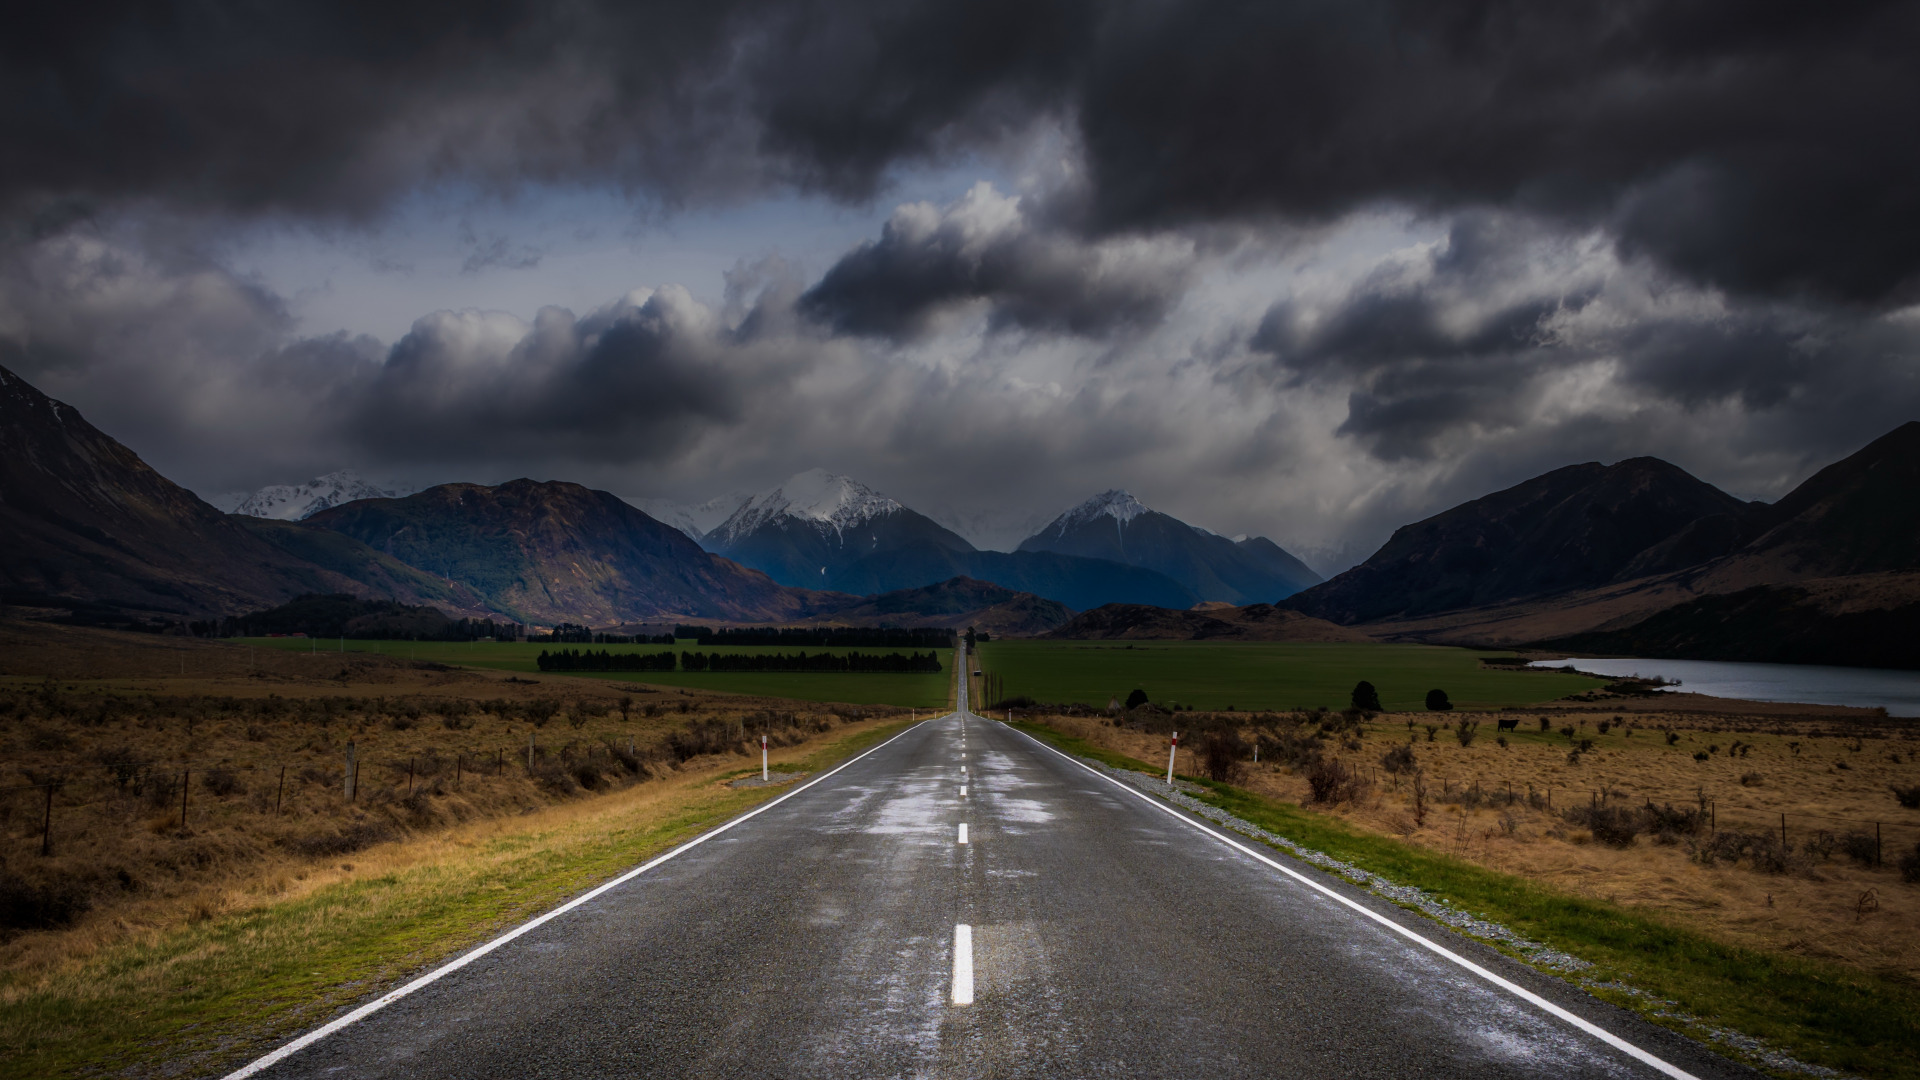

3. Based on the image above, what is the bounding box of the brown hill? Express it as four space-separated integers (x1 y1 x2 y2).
1286 457 1758 625
810 576 1073 637
1044 602 1368 642
305 480 845 626
0 364 476 624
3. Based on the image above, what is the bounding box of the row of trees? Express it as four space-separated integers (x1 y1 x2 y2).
1350 680 1452 712
535 649 676 672
681 651 944 673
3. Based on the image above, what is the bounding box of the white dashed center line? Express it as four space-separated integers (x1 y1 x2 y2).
957 823 969 844
952 924 974 1005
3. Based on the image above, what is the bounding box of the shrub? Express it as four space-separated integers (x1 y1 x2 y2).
0 872 91 933
1693 751 1710 762
1692 831 1802 874
1350 681 1383 713
1892 784 1920 809
1496 735 1508 748
1380 744 1416 774
1305 759 1366 804
1901 843 1920 884
287 822 395 858
1202 731 1248 784
1840 831 1880 866
1802 830 1838 862
1423 724 1439 742
1538 716 1550 732
1739 772 1763 787
1424 689 1452 711
201 768 244 797
1125 689 1149 709
1454 720 1479 747
1565 804 1640 847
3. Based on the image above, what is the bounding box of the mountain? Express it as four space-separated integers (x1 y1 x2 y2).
1285 458 1761 625
1017 490 1321 604
1044 602 1368 642
0 363 477 625
816 577 1074 637
703 469 975 585
220 470 412 521
629 491 752 542
306 479 840 626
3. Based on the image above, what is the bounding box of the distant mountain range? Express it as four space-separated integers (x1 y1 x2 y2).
698 472 1319 610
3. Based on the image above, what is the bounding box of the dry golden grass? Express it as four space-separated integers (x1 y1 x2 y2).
1042 704 1920 980
0 619 911 970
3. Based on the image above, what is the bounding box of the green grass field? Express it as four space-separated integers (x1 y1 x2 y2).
973 640 1602 712
241 638 954 708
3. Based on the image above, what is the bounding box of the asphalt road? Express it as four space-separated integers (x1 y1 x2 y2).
232 651 1758 1079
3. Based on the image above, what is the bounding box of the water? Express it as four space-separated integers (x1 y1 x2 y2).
1529 657 1920 717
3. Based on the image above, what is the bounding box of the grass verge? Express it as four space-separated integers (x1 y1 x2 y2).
0 718 916 1080
1009 718 1920 1079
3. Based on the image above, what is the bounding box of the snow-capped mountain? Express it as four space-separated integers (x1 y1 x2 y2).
219 471 413 521
702 469 974 586
629 491 752 542
706 469 907 546
1019 490 1322 603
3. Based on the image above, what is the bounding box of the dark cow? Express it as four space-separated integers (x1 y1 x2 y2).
1496 717 1520 731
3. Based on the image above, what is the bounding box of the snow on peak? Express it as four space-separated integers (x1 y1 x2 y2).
712 469 903 541
1058 489 1150 529
629 491 751 541
225 470 411 520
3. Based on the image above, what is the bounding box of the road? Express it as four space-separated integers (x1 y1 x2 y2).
231 647 1756 1079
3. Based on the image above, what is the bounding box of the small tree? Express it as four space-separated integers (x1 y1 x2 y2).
1125 688 1149 709
1350 680 1383 713
1425 688 1452 711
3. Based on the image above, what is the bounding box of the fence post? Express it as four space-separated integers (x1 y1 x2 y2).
1781 812 1787 851
276 766 286 813
528 731 535 772
455 754 461 789
408 757 415 795
1877 822 1883 866
345 742 357 802
181 769 190 829
41 784 54 856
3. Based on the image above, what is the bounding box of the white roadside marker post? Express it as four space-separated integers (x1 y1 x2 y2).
761 734 769 782
1167 732 1179 786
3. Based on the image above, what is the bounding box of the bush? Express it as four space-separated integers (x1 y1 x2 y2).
1202 731 1248 784
1305 759 1366 804
1573 805 1641 847
1454 720 1479 747
1840 831 1880 866
1424 689 1452 711
1125 689 1149 709
1900 842 1920 884
1892 784 1920 809
201 768 245 797
0 872 91 933
1692 831 1802 874
1350 681 1383 712
1380 744 1416 774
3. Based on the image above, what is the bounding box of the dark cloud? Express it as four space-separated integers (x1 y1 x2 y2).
4 1 1917 307
798 184 1192 340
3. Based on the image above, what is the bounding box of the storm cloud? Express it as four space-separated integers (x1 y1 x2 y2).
1 0 1917 565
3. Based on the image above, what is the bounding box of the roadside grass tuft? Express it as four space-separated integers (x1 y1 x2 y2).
1011 717 1920 1079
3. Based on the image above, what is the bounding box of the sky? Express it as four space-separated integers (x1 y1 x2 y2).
2 1 1917 568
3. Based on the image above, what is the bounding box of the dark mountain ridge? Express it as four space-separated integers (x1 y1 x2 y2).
1285 457 1761 624
0 363 477 623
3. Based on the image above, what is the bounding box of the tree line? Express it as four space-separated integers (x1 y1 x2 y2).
535 649 676 672
680 627 956 648
679 651 944 673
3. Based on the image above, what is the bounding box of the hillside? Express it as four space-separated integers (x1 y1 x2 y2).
306 480 841 626
0 363 461 624
1045 602 1369 642
1018 490 1320 603
812 576 1074 638
704 470 975 587
1286 457 1760 624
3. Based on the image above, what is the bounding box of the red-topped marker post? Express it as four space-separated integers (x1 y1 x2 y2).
1167 732 1179 786
761 734 769 782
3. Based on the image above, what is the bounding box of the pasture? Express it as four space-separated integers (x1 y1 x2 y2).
241 638 955 708
970 640 1603 712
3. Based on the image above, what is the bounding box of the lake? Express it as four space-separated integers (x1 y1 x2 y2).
1529 657 1920 717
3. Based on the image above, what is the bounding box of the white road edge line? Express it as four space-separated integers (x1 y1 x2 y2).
952 923 975 1005
1003 721 1701 1080
958 823 969 844
219 716 940 1080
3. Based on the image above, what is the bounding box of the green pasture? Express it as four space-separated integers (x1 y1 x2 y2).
239 638 954 709
972 640 1603 712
